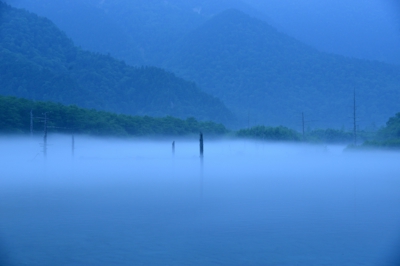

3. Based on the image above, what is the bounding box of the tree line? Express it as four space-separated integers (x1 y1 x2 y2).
2 95 400 149
0 95 228 136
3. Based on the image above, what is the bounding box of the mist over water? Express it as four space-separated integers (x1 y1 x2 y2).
1 136 400 265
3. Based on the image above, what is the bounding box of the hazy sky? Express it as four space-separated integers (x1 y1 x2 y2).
243 0 400 63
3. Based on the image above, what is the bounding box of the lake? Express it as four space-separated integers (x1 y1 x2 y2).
1 136 399 265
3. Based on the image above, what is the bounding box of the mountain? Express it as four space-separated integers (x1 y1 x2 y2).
0 2 234 124
241 0 400 65
8 0 400 66
164 9 400 129
3 1 400 129
6 0 269 66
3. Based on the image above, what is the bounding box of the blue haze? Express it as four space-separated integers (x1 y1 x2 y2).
0 136 400 265
242 0 400 64
5 0 400 64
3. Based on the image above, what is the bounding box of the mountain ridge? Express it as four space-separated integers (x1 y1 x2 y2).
5 0 274 66
2 2 400 129
164 8 400 128
0 2 235 124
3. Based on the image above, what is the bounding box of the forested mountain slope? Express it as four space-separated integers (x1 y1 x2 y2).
10 0 400 67
3 2 400 129
164 9 400 128
0 2 234 124
7 0 266 66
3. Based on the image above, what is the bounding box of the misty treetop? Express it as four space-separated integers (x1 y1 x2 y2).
0 95 228 136
235 125 377 144
236 126 301 141
361 112 400 149
0 2 234 124
381 113 400 139
2 94 397 147
0 95 337 143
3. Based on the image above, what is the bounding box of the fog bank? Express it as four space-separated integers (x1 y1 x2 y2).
1 136 399 265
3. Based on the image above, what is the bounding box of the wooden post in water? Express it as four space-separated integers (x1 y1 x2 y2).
172 141 175 155
199 133 204 198
199 132 204 158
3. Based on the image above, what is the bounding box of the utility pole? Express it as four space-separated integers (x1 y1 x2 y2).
172 141 175 155
300 113 317 140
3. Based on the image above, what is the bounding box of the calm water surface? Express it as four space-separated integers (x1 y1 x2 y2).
0 137 399 265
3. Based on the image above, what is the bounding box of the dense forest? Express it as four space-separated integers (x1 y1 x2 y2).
236 126 300 141
0 95 228 136
236 126 363 144
362 112 400 149
2 95 400 148
0 2 234 124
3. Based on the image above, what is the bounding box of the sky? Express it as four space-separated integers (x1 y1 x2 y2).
243 0 400 64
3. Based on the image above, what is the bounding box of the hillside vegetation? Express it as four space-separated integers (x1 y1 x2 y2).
165 9 400 128
2 2 400 130
0 2 234 124
362 112 400 149
1 94 395 146
0 95 228 136
6 0 266 66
